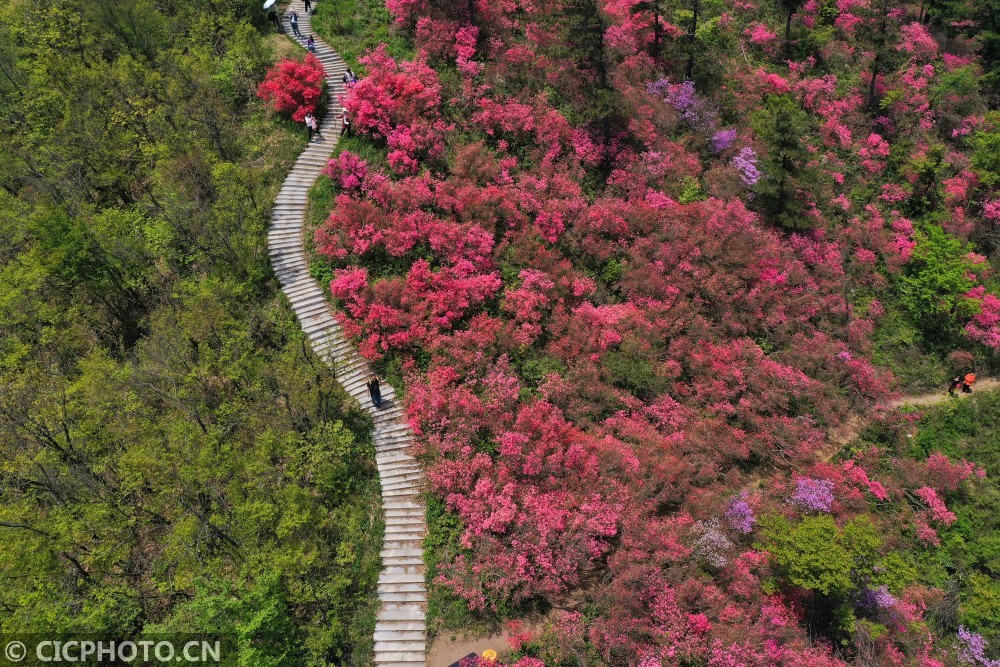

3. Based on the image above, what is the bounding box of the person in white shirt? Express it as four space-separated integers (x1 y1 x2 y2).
305 112 322 141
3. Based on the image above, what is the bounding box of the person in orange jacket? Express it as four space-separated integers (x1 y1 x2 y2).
962 371 976 393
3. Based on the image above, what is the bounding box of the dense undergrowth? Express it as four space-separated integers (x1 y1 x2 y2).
887 393 1000 653
305 0 1000 663
0 1 380 664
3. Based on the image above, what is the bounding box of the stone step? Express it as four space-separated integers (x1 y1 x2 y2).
377 609 426 622
380 548 424 559
294 300 331 317
385 520 426 539
378 581 427 602
376 427 412 439
382 540 425 551
382 503 424 513
381 563 425 573
379 572 426 584
377 425 414 438
382 559 425 569
378 463 424 482
374 631 426 643
378 456 420 467
373 657 426 666
381 470 423 482
385 511 426 520
382 484 421 498
383 526 427 545
382 489 423 500
379 593 427 603
374 642 427 654
288 295 327 310
375 621 426 633
376 439 414 451
382 485 424 497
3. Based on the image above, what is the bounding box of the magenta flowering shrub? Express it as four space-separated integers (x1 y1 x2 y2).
313 0 1000 662
965 288 1000 349
322 151 368 191
342 45 449 173
256 53 325 122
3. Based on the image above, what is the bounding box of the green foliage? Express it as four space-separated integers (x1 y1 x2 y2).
0 1 380 663
927 0 1000 102
311 0 413 67
751 95 822 229
518 354 570 389
971 112 1000 187
964 573 1000 635
889 391 1000 645
678 177 707 203
897 223 980 347
603 340 669 400
869 300 952 392
424 496 480 637
763 514 883 597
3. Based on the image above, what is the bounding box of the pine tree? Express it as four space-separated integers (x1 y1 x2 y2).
751 95 820 230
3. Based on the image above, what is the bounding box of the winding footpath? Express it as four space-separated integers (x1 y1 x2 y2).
274 8 428 666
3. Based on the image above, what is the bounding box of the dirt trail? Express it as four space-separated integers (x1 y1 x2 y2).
888 376 1000 408
427 633 509 667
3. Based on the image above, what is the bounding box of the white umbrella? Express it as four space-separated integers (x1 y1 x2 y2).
263 0 276 8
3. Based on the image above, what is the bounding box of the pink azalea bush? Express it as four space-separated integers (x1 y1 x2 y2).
310 0 1000 663
256 53 325 122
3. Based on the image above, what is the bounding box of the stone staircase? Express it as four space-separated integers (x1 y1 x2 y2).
275 7 428 665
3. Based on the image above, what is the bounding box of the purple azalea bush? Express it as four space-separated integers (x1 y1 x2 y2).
789 477 835 513
958 626 1000 667
725 492 756 534
732 147 761 187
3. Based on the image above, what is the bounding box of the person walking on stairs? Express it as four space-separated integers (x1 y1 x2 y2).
963 371 976 393
304 0 312 13
339 108 351 136
288 9 301 38
305 112 322 142
367 375 382 408
306 35 316 53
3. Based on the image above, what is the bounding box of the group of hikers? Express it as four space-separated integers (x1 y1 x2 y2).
270 0 361 143
949 371 978 396
303 68 358 142
267 2 314 33
279 8 316 48
305 67 359 141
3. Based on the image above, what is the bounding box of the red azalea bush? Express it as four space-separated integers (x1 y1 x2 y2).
314 0 1000 663
256 53 325 122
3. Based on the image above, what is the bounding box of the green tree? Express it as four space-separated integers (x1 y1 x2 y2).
765 515 861 596
971 112 1000 187
0 0 380 663
751 95 820 230
898 223 981 347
